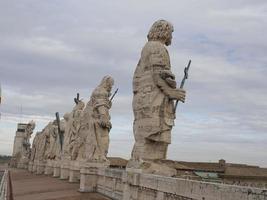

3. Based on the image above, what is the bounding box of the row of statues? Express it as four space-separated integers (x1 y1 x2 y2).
14 19 187 173
29 76 115 166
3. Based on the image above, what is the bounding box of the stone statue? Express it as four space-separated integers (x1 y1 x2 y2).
34 122 52 162
58 118 66 152
68 100 85 160
23 120 36 159
83 76 114 162
30 131 41 162
131 20 186 161
47 120 62 160
61 112 71 159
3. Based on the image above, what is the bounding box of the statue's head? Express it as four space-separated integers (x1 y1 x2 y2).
52 120 58 126
77 100 85 110
147 19 174 46
26 120 36 135
29 120 36 129
100 76 114 93
63 112 70 121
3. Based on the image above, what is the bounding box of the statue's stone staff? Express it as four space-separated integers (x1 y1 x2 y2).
74 93 80 104
174 60 191 112
110 88 118 102
55 112 64 151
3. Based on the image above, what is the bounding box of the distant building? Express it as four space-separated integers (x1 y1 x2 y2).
12 123 28 158
109 158 267 189
10 122 35 168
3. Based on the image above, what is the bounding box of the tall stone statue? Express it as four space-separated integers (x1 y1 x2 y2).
47 120 62 160
62 112 71 159
83 76 114 162
79 76 114 191
30 131 41 162
28 131 40 171
23 120 36 159
33 122 53 162
131 20 186 162
68 100 85 160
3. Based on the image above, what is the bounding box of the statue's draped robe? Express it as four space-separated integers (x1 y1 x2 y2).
84 86 111 161
132 41 176 160
68 103 84 160
30 133 39 162
34 124 50 162
62 115 71 160
48 125 58 159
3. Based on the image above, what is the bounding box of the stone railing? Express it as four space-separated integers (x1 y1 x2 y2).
0 170 13 200
94 168 267 200
30 161 267 200
0 170 8 200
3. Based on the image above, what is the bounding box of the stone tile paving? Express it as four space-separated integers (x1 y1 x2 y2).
10 169 110 200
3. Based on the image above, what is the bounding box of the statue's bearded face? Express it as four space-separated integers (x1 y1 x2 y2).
104 77 114 93
77 101 85 109
106 81 113 93
165 29 173 46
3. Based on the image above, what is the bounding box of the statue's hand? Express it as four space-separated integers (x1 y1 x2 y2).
160 70 175 80
171 88 186 102
165 77 177 88
108 101 112 108
106 121 112 131
99 116 112 130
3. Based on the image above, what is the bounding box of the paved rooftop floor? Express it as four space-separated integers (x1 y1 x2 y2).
10 169 111 200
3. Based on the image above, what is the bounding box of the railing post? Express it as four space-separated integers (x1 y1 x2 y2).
7 171 13 200
0 170 13 200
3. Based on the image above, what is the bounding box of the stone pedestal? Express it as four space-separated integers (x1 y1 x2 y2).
69 161 81 183
32 163 37 173
69 169 80 183
28 161 33 172
126 159 176 177
44 160 53 175
60 160 70 180
122 167 142 200
17 161 28 169
79 161 109 192
36 161 46 175
53 161 61 177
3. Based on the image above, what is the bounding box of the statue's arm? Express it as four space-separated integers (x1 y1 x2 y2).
95 101 112 130
150 52 186 101
153 70 185 101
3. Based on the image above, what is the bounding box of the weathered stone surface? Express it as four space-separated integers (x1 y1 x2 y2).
31 122 54 173
81 76 114 162
129 19 186 174
59 108 81 178
69 160 82 183
61 112 71 160
78 76 114 191
47 121 61 160
44 160 53 175
53 161 61 177
11 121 36 168
29 131 40 163
38 122 53 162
29 115 66 175
11 168 111 200
68 101 85 161
80 161 110 192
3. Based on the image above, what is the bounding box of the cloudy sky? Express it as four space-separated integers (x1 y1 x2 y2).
0 0 266 167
